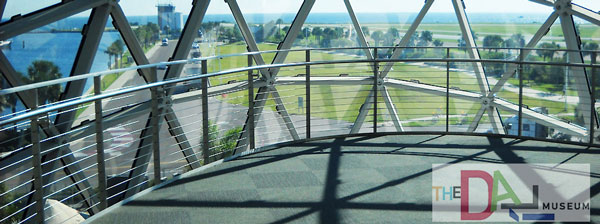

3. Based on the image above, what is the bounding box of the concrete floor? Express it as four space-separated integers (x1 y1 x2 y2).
87 134 600 223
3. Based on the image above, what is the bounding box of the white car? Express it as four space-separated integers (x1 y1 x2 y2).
161 38 169 46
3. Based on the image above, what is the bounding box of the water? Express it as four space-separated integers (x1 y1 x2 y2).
1 31 121 115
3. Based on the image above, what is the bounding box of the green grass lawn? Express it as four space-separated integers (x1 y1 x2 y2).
209 43 576 127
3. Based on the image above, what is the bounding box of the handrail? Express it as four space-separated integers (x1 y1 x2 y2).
1 47 599 127
1 46 599 224
1 46 598 96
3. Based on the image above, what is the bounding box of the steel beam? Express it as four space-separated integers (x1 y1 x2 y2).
381 86 404 132
529 0 554 7
124 87 162 199
163 107 202 168
350 90 374 134
0 0 110 40
344 0 405 132
40 4 111 216
0 0 7 19
55 4 110 132
380 0 435 77
110 4 155 82
467 106 486 132
568 3 600 26
232 0 315 153
234 86 270 152
163 0 210 82
488 12 559 96
0 51 36 105
452 0 488 95
351 0 434 133
453 0 504 134
225 0 270 79
384 78 482 102
493 99 587 137
111 4 201 170
125 0 211 198
270 87 300 140
268 0 315 77
558 2 594 130
343 0 373 61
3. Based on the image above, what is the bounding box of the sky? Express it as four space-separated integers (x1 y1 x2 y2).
3 0 600 18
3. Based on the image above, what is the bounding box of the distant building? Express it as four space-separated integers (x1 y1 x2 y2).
157 3 182 33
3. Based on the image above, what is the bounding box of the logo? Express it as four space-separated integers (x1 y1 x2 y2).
432 164 589 222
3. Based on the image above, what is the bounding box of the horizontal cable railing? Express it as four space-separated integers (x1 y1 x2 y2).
0 46 599 223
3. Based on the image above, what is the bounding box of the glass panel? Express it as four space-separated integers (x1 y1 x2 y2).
3 0 61 22
2 10 92 112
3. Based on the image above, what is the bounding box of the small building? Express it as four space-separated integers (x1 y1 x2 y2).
157 3 182 33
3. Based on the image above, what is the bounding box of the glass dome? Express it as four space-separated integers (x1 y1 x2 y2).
0 0 598 223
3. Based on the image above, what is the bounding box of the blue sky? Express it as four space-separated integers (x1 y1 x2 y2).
3 0 599 17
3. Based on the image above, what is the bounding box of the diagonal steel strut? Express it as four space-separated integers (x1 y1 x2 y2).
231 0 315 153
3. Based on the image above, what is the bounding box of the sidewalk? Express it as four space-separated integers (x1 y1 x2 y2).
74 43 161 125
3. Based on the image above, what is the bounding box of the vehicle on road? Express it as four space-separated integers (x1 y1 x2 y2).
161 38 169 46
192 51 201 58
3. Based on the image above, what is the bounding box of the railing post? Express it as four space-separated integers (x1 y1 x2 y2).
446 48 450 133
518 49 524 137
306 49 311 139
248 55 255 150
373 47 378 133
151 71 161 184
30 89 44 223
201 59 209 164
590 52 596 145
93 76 107 210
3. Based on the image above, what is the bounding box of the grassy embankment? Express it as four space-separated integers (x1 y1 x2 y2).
204 42 575 127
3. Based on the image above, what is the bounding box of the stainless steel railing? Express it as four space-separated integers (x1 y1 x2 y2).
0 46 599 223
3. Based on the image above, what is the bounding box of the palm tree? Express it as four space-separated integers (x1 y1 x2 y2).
110 40 125 68
24 60 62 106
419 30 433 46
371 30 384 47
312 27 323 43
583 41 599 57
483 35 504 52
510 33 526 48
104 48 113 69
276 18 284 32
361 26 370 36
105 40 125 69
536 42 560 61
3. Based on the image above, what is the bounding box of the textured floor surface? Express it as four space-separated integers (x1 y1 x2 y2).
88 134 600 223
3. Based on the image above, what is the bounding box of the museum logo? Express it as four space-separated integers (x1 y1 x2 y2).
431 164 589 222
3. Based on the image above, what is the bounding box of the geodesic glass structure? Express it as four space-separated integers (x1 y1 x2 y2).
0 0 599 223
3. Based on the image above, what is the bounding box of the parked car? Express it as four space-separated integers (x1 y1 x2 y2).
192 51 201 58
192 43 200 49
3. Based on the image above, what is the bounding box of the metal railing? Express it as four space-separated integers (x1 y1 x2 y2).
0 46 599 223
